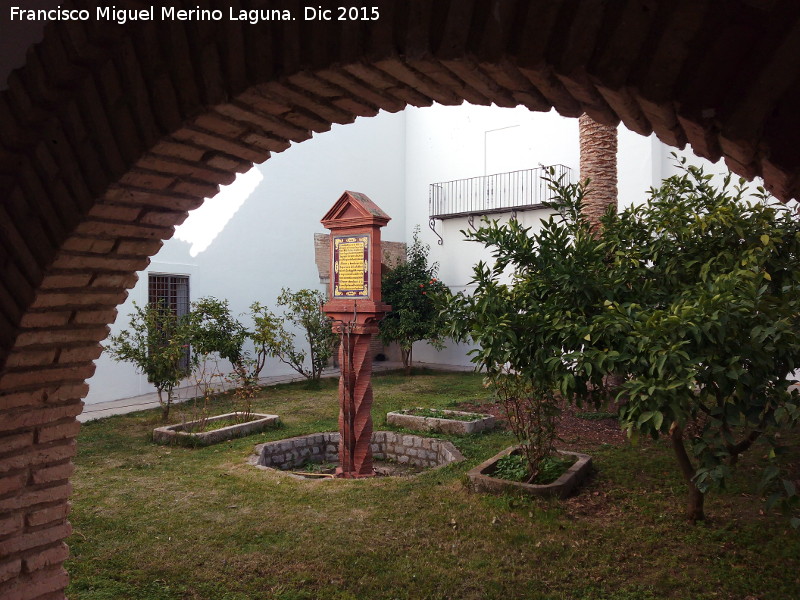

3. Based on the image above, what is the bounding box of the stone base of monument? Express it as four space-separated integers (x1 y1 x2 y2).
249 431 464 477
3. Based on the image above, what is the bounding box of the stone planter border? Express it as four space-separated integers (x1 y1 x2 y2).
467 445 592 499
153 412 280 446
249 430 465 473
386 408 496 435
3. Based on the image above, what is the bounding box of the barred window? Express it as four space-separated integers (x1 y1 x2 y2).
148 274 190 370
148 274 190 317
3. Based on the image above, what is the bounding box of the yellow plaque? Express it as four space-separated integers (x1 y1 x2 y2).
333 234 369 298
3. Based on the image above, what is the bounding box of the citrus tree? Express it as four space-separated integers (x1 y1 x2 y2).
450 162 800 524
189 296 248 373
380 227 450 375
251 289 336 384
106 300 194 421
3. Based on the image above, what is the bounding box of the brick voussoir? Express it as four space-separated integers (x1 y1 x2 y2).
60 236 116 254
74 219 174 240
3 349 58 369
29 289 129 309
0 565 69 600
38 274 94 290
103 185 205 212
14 326 110 347
315 67 406 113
0 364 96 391
136 153 237 187
0 440 77 474
0 522 72 561
215 100 311 141
21 542 70 574
50 253 150 272
172 126 269 164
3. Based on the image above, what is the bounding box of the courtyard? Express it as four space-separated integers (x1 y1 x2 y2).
67 370 799 600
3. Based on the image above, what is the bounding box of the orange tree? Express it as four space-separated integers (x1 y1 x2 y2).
379 228 449 375
449 162 800 524
106 300 194 421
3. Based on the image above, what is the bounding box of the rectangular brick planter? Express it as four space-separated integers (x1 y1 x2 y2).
467 446 592 499
153 412 280 447
386 408 495 435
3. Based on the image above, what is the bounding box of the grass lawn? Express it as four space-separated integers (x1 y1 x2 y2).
67 369 800 600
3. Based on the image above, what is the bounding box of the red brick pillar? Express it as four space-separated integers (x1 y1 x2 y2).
579 114 618 226
337 330 376 476
0 389 82 599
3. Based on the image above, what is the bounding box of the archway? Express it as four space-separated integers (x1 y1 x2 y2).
2 2 800 596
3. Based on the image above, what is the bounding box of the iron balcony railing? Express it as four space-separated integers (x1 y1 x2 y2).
428 164 573 220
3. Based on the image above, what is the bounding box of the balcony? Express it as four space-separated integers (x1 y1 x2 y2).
427 164 573 244
429 164 573 220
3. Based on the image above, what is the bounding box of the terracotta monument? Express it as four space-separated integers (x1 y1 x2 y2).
320 191 391 478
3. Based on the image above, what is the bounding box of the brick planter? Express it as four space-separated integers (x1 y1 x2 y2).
153 412 280 446
386 408 496 435
467 446 592 499
249 430 464 472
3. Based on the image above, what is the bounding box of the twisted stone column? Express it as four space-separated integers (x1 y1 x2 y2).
336 331 375 477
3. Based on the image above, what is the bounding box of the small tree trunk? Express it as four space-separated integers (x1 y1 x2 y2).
401 347 412 376
669 422 705 522
158 388 170 422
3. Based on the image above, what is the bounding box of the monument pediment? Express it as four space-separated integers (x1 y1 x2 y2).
320 191 391 229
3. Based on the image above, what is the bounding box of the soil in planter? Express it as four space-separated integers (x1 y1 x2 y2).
291 459 424 479
491 452 577 485
184 415 256 433
403 407 482 421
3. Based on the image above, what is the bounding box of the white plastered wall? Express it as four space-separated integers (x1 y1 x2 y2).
403 104 579 367
85 110 407 403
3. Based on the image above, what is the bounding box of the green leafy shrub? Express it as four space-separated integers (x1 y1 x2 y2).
449 161 800 524
251 289 336 383
380 227 450 375
492 452 576 485
106 300 194 421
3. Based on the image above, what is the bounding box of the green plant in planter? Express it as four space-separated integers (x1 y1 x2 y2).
491 372 562 483
405 408 478 421
188 297 252 419
493 452 576 485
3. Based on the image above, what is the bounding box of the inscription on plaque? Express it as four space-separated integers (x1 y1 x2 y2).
333 234 369 298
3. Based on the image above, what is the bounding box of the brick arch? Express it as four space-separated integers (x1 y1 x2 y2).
3 1 800 596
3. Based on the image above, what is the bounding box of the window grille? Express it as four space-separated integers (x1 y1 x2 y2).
148 274 190 370
148 274 190 316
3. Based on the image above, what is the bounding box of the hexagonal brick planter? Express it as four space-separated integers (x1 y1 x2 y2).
153 412 280 447
386 408 496 435
249 430 465 473
467 446 592 499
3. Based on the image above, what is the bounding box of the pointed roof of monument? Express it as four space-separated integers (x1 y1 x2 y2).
320 191 391 229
